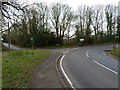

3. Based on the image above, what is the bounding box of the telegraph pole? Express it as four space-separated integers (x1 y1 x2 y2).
8 22 10 53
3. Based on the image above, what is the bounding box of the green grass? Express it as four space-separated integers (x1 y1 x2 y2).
110 47 120 57
2 50 52 88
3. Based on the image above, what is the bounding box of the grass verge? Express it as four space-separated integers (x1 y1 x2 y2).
109 47 120 58
2 50 52 88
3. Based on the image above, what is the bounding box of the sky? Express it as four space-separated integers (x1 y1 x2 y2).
21 0 120 10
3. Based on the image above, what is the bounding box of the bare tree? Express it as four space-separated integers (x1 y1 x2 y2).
50 3 62 39
50 3 74 44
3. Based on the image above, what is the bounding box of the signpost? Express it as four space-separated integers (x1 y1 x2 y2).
30 37 34 49
0 38 3 52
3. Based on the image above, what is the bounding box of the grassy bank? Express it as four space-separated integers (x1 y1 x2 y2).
2 50 52 88
110 47 120 58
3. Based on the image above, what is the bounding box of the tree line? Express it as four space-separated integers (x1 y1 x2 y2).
1 1 119 47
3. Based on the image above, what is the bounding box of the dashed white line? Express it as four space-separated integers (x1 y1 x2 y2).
87 50 90 53
60 54 76 90
86 50 90 57
86 53 89 57
71 48 78 51
65 51 68 53
93 60 118 74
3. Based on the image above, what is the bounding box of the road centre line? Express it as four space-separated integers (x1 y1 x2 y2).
65 51 68 53
86 53 89 57
72 48 78 50
87 50 90 53
93 60 118 74
85 49 117 74
86 50 90 57
64 48 79 54
60 54 76 90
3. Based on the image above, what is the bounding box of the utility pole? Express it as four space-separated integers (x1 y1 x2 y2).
8 22 10 53
0 2 2 52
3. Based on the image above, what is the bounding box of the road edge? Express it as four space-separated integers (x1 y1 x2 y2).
55 53 71 88
105 50 119 61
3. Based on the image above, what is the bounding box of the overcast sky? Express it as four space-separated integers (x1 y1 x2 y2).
21 0 119 10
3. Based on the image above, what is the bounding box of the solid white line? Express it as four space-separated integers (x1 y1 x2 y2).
93 60 118 74
60 54 76 90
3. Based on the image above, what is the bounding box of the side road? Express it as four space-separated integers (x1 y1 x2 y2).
3 43 25 50
3 43 64 88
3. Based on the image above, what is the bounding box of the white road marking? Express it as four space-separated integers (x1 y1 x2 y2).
64 51 69 54
71 48 78 51
103 51 106 56
87 50 90 53
86 53 89 57
86 50 90 57
73 48 78 50
60 54 76 90
93 60 118 74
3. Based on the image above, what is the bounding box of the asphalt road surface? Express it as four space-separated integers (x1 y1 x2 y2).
3 43 25 50
61 45 118 88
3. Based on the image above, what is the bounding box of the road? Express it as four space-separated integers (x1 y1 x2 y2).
61 45 118 88
3 43 25 50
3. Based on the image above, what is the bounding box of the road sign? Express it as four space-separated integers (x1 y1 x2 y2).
80 39 84 42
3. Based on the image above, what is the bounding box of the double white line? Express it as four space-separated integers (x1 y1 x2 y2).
60 50 76 90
